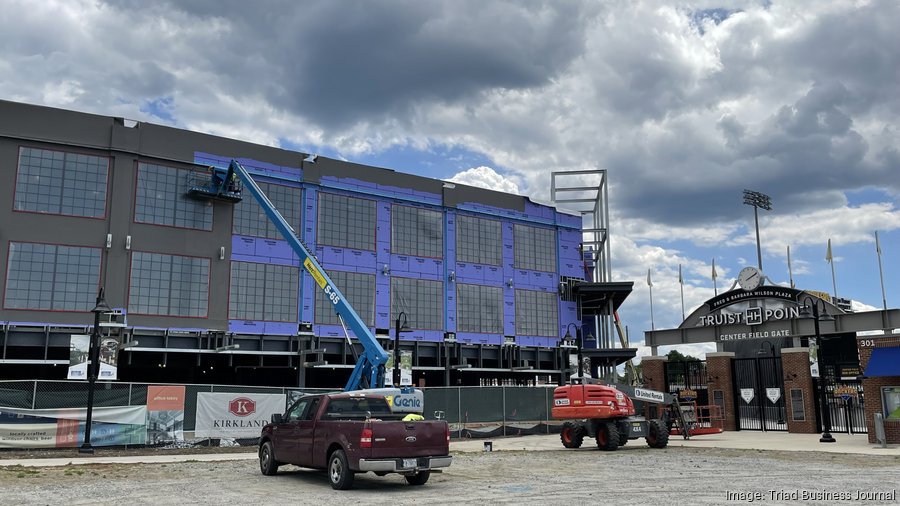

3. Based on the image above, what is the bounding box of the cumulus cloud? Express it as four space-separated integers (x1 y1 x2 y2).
446 166 520 195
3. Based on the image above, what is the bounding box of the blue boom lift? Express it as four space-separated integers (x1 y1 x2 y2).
188 160 419 406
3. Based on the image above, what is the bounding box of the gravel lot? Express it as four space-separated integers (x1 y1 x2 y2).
1 445 899 505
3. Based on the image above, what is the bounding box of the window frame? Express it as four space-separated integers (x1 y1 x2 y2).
514 288 559 337
390 204 444 259
455 214 502 266
133 161 214 231
390 276 444 330
13 145 110 220
316 192 377 251
127 250 211 318
456 283 504 334
513 223 557 273
3 241 103 312
232 180 303 239
228 261 299 322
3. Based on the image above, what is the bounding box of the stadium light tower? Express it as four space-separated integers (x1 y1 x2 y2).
743 190 772 271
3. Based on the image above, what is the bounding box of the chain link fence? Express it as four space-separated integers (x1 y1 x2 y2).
0 380 560 439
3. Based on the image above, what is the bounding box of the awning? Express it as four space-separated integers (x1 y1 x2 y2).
864 347 900 377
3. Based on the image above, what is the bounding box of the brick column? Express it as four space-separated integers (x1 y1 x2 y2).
781 347 817 434
859 335 900 444
706 352 736 431
640 356 667 419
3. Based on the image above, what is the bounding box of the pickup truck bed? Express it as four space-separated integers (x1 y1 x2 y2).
259 391 452 489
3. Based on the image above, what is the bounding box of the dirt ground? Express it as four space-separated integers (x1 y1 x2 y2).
1 444 899 505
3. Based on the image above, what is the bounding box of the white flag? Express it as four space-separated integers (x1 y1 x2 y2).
646 268 653 287
825 239 833 263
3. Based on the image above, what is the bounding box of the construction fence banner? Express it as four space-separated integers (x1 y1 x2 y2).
146 385 186 444
0 405 147 449
194 393 285 439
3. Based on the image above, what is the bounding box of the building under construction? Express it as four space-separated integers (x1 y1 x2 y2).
0 100 635 388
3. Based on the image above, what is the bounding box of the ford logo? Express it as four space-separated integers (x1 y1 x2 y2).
405 436 417 443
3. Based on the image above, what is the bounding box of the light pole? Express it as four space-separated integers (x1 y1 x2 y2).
742 190 772 271
79 289 111 454
393 312 410 387
799 296 836 443
562 323 583 382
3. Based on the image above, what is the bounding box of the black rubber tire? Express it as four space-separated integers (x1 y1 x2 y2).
647 419 670 449
328 449 355 490
595 421 620 451
560 421 585 449
258 441 280 476
405 471 431 486
618 432 629 447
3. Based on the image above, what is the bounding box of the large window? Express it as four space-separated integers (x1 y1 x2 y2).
391 277 443 330
317 193 376 251
128 252 209 317
457 284 503 334
4 242 101 311
514 224 556 272
229 262 299 321
515 289 558 337
233 182 302 238
456 215 501 265
392 205 443 258
14 147 108 218
135 163 212 230
314 270 375 326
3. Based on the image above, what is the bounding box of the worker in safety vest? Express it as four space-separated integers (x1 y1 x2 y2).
402 413 425 421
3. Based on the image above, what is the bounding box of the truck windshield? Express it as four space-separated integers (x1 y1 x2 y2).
325 397 392 418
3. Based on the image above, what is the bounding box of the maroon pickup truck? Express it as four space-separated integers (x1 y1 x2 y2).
258 391 452 490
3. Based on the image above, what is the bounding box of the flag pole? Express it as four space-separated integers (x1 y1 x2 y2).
826 239 838 299
876 231 887 311
678 264 685 321
647 268 655 331
787 245 795 289
712 258 718 296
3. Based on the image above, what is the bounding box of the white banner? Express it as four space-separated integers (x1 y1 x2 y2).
195 393 285 438
67 334 89 380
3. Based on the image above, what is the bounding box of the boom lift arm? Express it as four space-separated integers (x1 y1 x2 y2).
198 160 388 391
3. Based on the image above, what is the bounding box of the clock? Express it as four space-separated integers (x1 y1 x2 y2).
737 266 762 291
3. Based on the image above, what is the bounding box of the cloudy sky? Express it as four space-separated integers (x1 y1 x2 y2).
2 0 898 359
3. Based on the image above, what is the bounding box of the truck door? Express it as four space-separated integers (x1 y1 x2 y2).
295 396 321 466
278 397 312 465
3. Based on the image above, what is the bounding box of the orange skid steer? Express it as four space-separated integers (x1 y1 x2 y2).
552 382 669 451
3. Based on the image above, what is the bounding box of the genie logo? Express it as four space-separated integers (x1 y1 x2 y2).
229 397 256 417
392 396 422 408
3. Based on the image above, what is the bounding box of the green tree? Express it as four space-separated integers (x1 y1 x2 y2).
666 349 698 362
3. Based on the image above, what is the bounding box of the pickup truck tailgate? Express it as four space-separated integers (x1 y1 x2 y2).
370 420 449 458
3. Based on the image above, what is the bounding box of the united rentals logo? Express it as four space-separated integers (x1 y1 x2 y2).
229 397 256 417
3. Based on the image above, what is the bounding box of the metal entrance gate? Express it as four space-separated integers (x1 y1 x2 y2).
818 365 867 434
664 360 709 406
733 357 787 431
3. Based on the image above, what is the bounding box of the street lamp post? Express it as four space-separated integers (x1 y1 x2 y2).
562 323 582 383
393 312 411 387
799 296 836 443
79 289 111 454
742 190 772 271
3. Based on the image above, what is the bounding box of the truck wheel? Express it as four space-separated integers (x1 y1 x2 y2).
405 471 431 486
647 419 670 449
328 449 355 490
560 421 585 449
258 441 280 476
618 433 629 447
595 421 619 451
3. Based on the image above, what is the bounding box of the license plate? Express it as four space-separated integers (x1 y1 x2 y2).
402 458 416 469
632 423 643 433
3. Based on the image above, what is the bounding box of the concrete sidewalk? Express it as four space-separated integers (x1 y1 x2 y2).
1 431 896 468
452 430 900 456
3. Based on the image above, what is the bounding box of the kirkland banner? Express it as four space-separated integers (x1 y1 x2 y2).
194 393 285 438
146 385 186 444
0 405 146 448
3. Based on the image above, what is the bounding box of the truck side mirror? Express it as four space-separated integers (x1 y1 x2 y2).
272 413 284 424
